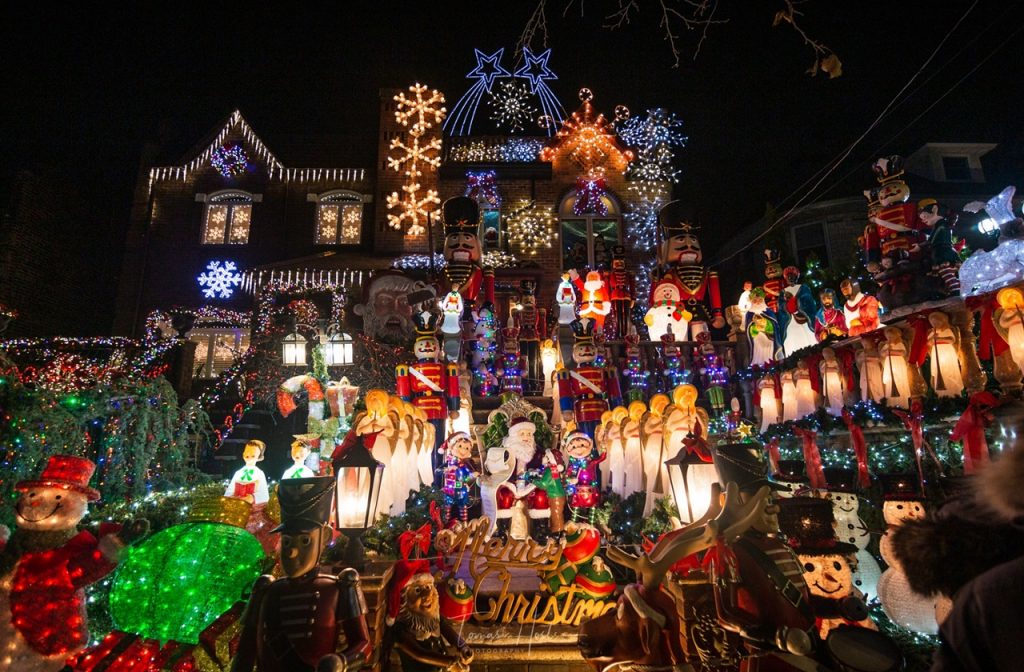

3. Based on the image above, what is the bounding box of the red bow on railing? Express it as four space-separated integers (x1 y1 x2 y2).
792 427 826 489
766 437 782 475
893 399 941 491
967 295 1010 360
841 408 871 488
951 391 999 474
908 315 932 366
398 523 432 560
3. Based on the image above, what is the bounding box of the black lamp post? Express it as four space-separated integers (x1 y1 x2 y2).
334 436 384 572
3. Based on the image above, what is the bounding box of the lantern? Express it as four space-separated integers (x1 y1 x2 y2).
282 331 308 366
665 447 719 525
323 329 354 366
334 436 384 571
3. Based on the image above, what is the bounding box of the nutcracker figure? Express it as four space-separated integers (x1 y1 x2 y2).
654 200 725 339
563 431 605 524
498 318 525 395
440 431 478 527
862 156 922 274
396 311 460 487
517 279 542 394
762 249 785 312
814 288 848 341
440 196 494 311
608 245 635 339
557 318 624 441
232 477 373 672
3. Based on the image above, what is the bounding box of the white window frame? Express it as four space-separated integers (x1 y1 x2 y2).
309 190 365 245
199 190 256 245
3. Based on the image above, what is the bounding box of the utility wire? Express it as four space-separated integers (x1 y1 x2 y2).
710 0 979 267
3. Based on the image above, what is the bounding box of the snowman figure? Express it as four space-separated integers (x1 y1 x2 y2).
0 455 146 671
644 278 691 341
777 497 876 639
876 474 938 634
822 468 880 600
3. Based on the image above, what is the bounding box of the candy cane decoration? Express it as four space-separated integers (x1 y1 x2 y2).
277 375 326 420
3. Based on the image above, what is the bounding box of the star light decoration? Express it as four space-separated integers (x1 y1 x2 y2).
489 80 537 133
385 83 446 236
617 108 688 184
506 200 555 257
197 260 242 299
445 46 565 137
540 89 634 177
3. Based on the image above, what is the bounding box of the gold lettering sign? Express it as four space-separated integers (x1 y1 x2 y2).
435 518 616 627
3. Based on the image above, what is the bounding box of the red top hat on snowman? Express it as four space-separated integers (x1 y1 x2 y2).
16 455 101 501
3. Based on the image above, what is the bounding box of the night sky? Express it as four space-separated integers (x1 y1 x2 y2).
4 1 1021 257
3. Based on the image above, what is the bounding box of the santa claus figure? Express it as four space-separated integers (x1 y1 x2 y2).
0 456 145 671
493 418 550 541
391 573 473 672
573 270 611 333
654 200 724 337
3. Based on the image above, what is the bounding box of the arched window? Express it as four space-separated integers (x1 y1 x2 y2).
315 191 364 245
558 189 622 270
202 191 253 245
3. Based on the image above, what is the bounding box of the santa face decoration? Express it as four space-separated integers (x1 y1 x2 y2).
802 554 854 599
15 486 90 532
882 500 925 526
445 232 481 263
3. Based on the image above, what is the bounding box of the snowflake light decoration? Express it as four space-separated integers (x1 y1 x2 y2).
506 200 555 257
210 144 248 178
197 260 242 299
540 92 633 177
489 81 536 133
617 108 687 184
386 82 446 236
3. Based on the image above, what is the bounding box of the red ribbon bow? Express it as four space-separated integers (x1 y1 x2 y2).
398 523 432 560
951 391 999 474
793 427 826 489
766 437 782 475
841 408 871 488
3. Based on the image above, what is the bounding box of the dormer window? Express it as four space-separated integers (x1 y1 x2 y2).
315 191 363 245
941 156 971 182
202 191 253 244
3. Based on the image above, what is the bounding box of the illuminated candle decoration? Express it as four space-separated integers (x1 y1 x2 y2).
926 311 964 397
385 83 446 236
820 347 845 415
758 376 780 432
197 260 242 299
210 144 248 178
880 327 912 408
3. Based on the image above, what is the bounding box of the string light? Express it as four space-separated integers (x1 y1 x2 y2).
464 170 501 207
540 90 634 176
386 83 446 236
489 80 537 132
617 108 687 184
209 144 248 178
573 176 608 216
196 260 242 299
506 200 555 257
447 137 545 163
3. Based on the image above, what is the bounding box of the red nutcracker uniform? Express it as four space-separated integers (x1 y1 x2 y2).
608 245 635 339
762 249 785 312
558 318 623 441
654 268 723 327
439 196 495 308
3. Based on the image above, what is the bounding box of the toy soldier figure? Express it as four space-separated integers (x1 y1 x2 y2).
440 196 494 314
232 477 372 672
608 245 635 339
557 317 623 441
762 249 785 312
517 279 542 395
396 311 460 487
654 200 725 339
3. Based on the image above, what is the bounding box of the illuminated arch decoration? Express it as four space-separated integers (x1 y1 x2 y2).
444 47 566 137
540 90 634 177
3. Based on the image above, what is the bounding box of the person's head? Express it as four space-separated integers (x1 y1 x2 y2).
243 440 266 466
275 476 336 578
928 311 950 329
743 280 753 291
997 287 1024 310
783 266 801 285
840 278 859 298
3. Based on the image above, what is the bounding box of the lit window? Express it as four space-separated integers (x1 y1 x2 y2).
203 191 253 245
316 192 363 245
558 190 621 270
188 329 250 378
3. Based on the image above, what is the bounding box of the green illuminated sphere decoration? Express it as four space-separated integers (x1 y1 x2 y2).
109 521 265 643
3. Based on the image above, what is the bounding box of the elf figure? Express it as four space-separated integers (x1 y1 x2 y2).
441 432 478 527
563 431 605 524
607 245 635 339
814 288 848 341
530 449 568 537
232 477 373 672
555 273 578 325
226 440 270 505
574 270 611 333
653 201 725 337
283 439 316 479
396 311 461 487
917 198 962 295
0 456 146 671
557 318 623 441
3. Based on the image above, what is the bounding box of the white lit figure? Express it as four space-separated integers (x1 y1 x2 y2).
540 339 558 396
880 327 912 408
780 370 798 422
819 347 846 415
758 376 780 432
226 440 270 505
926 311 964 398
556 273 577 325
794 360 817 419
645 279 691 342
995 287 1024 373
641 396 669 517
604 408 627 497
282 440 315 480
856 339 886 403
621 403 646 497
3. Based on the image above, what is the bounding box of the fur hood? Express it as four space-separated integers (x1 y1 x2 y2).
979 443 1024 520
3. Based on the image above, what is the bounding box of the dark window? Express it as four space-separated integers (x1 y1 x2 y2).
792 221 829 267
942 156 971 181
